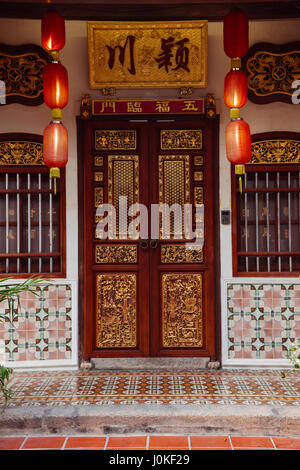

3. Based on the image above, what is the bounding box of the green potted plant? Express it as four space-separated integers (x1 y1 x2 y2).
0 276 46 404
288 339 300 370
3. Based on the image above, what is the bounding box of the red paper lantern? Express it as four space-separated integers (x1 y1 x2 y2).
224 70 248 109
43 121 68 169
223 9 249 58
41 11 65 51
225 119 251 165
43 63 69 109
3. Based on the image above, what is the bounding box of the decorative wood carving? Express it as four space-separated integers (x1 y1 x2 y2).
194 187 203 205
161 244 203 263
96 273 137 348
0 43 49 106
80 94 92 119
95 244 138 263
160 129 202 150
250 139 300 164
243 42 300 104
194 155 203 166
162 273 203 348
95 130 137 150
94 187 103 207
0 140 44 165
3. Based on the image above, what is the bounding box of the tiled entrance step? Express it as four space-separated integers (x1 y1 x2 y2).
1 435 300 450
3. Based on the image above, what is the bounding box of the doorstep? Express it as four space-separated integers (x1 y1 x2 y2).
90 357 211 370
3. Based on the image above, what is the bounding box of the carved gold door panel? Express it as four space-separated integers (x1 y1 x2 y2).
81 119 218 360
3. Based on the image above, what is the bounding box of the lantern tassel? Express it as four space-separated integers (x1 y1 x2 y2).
239 175 243 195
50 167 60 195
235 164 245 195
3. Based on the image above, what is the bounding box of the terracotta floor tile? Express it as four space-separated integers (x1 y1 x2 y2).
0 437 25 450
192 447 232 450
22 436 66 450
233 448 274 451
230 436 274 449
107 436 147 449
272 437 300 449
64 437 106 449
190 436 231 448
149 436 189 449
106 447 147 450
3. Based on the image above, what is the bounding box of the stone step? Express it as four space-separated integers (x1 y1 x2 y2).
1 403 299 437
90 357 211 370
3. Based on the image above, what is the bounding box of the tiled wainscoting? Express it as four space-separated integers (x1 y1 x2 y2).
0 280 77 368
223 279 300 366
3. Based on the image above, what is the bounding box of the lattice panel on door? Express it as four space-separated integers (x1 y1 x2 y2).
158 155 190 239
108 155 139 239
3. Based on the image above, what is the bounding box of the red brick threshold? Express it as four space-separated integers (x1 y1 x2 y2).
1 435 300 450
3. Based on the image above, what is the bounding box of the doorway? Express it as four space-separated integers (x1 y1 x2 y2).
78 117 219 360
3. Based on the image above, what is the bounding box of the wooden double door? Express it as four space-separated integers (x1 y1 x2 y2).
80 117 219 360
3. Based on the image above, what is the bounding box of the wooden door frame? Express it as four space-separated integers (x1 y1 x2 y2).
76 114 221 364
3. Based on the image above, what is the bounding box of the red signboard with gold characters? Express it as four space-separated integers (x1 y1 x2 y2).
92 98 205 115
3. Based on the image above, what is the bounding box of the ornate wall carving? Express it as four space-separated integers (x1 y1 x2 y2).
243 42 300 104
0 43 49 106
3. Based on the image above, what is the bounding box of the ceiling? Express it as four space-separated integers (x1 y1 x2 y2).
0 0 300 21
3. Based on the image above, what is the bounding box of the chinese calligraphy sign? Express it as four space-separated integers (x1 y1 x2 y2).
92 99 205 115
88 21 207 88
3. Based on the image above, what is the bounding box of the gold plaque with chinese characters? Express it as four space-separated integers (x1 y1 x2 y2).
88 21 207 88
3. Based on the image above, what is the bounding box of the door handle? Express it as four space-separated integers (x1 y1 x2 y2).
149 239 159 249
139 239 149 249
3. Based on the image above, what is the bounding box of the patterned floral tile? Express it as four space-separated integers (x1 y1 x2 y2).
0 284 72 362
2 369 299 408
227 283 300 360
